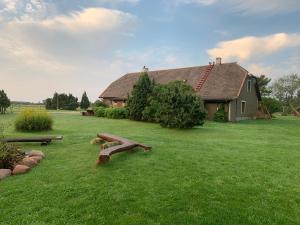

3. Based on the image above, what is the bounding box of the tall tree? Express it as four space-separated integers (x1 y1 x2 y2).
0 90 11 114
271 74 300 115
80 91 90 110
126 72 153 121
271 74 300 105
256 75 272 97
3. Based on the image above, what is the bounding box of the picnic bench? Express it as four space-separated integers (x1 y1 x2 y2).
82 109 94 116
0 136 63 146
97 133 151 164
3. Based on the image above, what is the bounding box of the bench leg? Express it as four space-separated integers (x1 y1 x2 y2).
97 155 110 165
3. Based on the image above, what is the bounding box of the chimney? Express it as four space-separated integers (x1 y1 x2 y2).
216 57 222 65
143 66 149 72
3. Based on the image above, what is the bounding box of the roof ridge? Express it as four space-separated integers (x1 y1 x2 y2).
125 62 238 75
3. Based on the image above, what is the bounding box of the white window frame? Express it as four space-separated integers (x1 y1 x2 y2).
241 101 246 114
247 80 252 92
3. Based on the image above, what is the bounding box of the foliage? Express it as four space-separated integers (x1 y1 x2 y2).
271 74 300 105
15 108 53 131
105 108 128 119
94 107 106 117
262 97 283 115
0 90 11 114
256 75 272 97
94 107 128 119
93 100 108 108
0 143 25 169
213 104 228 122
126 72 153 121
80 91 90 110
44 92 79 110
144 81 206 128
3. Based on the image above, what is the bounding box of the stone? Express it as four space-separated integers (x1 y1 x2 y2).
27 150 45 158
20 157 38 168
0 169 12 180
12 165 30 175
29 155 43 163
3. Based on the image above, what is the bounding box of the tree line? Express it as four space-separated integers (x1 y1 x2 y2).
44 91 91 110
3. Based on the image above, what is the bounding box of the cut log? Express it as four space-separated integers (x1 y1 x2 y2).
0 136 63 145
96 133 151 164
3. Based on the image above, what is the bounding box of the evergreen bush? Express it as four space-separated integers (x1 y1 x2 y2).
213 104 228 122
144 81 206 128
126 72 153 121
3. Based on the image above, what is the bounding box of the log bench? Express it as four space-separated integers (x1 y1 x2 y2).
97 133 151 164
0 136 63 146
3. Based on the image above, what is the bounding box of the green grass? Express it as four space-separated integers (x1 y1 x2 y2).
0 113 300 225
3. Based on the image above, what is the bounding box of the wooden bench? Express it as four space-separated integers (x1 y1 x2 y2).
82 109 95 116
0 136 63 146
97 133 151 164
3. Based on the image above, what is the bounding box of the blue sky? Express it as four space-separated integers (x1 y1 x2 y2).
1 0 300 102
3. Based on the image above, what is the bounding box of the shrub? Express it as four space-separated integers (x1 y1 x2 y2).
144 81 206 128
94 107 106 117
105 108 128 119
0 143 25 169
15 108 53 131
93 100 108 108
213 104 228 122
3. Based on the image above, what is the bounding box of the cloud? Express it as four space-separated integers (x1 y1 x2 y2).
175 0 300 15
38 8 135 32
174 0 216 6
0 5 138 102
207 33 300 62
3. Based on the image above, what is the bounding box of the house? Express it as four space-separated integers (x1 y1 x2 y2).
100 58 262 122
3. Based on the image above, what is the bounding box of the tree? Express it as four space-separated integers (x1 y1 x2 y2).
80 91 90 109
44 98 52 110
126 72 153 121
262 97 282 115
143 81 206 128
0 90 11 114
44 92 79 110
256 75 272 97
272 74 300 104
271 74 300 114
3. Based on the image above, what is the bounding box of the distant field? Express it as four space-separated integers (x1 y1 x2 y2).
0 113 300 225
9 104 45 113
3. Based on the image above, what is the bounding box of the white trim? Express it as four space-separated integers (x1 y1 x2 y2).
241 101 246 114
228 102 231 121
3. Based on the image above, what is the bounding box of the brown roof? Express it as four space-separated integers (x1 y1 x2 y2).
100 63 248 101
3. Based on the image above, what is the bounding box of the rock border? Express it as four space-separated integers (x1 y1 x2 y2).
0 150 45 181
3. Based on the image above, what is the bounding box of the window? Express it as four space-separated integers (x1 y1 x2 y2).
247 80 252 92
241 101 246 114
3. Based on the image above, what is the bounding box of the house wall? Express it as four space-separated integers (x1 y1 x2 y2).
102 99 125 108
229 76 258 121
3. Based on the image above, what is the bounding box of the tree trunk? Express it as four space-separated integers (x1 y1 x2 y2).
289 102 300 117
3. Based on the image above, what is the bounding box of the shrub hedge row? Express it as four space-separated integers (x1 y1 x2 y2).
94 107 128 119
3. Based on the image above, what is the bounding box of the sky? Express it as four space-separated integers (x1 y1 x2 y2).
1 0 300 102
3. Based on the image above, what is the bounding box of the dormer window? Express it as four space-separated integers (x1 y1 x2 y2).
247 80 252 92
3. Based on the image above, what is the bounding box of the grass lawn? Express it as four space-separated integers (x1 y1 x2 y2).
0 113 300 225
